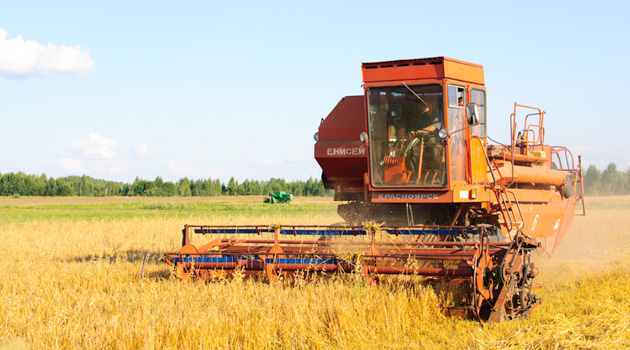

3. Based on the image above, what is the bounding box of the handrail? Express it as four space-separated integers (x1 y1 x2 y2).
492 188 525 237
512 103 545 147
505 189 525 229
550 146 577 186
548 146 586 216
494 190 514 233
509 112 516 187
508 103 547 188
550 146 575 168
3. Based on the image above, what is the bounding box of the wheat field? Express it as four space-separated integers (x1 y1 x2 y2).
0 196 628 349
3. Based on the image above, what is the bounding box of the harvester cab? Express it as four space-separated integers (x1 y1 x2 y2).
315 58 491 225
163 57 585 322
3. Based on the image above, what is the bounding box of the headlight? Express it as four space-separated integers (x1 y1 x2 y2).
360 132 369 143
313 132 319 142
438 128 449 139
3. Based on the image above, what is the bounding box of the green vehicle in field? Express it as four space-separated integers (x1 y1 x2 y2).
264 191 293 204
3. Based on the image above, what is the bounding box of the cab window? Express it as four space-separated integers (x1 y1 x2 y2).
448 86 465 107
470 89 486 138
367 84 447 188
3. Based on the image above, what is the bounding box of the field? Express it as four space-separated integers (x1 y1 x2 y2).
0 196 628 349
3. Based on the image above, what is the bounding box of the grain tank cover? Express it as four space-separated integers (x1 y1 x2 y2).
316 96 366 141
362 57 484 85
314 96 368 200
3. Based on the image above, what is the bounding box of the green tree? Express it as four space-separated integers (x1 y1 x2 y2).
226 177 238 196
601 163 625 195
584 165 600 195
57 179 75 196
178 178 192 196
163 182 178 196
131 177 146 196
45 178 58 196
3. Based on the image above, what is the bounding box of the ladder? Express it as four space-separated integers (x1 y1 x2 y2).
478 136 526 238
493 188 525 239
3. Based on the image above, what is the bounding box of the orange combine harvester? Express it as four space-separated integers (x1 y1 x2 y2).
163 57 585 322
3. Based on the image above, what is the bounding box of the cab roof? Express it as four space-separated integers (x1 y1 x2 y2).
362 56 484 85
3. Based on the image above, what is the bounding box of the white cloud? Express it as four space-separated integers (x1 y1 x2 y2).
166 160 227 179
0 28 94 78
254 155 310 167
288 155 309 163
133 143 149 157
70 134 117 159
93 159 130 174
56 134 130 176
57 158 84 173
253 158 284 167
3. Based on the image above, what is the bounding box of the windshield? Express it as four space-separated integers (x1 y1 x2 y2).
367 84 446 188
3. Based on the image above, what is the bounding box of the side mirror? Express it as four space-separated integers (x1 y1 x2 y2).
360 132 369 143
466 103 480 125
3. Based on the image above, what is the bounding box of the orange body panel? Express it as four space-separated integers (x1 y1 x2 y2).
508 194 576 254
493 163 568 186
362 57 484 85
544 196 577 253
468 137 487 184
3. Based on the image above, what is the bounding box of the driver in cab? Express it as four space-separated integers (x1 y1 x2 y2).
409 103 440 137
405 102 443 184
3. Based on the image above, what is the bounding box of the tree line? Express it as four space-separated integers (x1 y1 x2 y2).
583 163 630 196
2 162 627 197
0 172 330 197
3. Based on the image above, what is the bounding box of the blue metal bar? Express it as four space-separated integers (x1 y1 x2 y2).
279 228 367 236
192 226 479 236
383 228 478 236
270 258 338 265
194 228 271 234
170 256 237 263
169 256 342 265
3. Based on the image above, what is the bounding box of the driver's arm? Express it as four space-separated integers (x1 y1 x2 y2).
409 124 437 137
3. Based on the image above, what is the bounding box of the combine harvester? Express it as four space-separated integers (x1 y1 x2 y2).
264 191 293 204
163 57 585 322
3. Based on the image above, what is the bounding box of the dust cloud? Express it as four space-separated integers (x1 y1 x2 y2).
534 196 630 283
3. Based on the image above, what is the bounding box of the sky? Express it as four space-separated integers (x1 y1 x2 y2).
0 1 628 183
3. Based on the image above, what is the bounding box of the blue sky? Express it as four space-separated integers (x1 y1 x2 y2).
1 1 628 183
